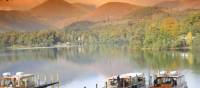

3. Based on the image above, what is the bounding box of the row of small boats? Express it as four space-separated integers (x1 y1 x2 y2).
0 71 188 88
105 71 188 88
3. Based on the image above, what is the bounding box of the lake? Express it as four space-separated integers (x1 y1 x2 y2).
0 45 200 88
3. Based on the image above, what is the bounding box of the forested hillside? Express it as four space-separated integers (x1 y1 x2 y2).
0 7 200 49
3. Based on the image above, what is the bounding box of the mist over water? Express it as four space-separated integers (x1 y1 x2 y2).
0 45 200 88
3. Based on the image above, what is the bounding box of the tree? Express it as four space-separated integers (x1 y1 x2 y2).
186 32 193 47
160 17 180 39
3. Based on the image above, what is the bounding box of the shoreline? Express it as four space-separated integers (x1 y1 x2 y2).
7 45 75 50
7 45 192 51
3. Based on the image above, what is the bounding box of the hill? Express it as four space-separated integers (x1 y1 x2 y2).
155 0 200 10
30 0 94 27
179 0 200 10
31 0 90 20
73 3 96 13
0 10 50 32
82 2 141 22
0 0 10 10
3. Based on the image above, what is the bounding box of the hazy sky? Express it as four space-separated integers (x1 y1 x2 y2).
0 0 191 10
0 0 44 10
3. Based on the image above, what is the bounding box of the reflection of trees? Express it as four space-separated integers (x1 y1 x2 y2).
191 49 200 74
0 45 128 64
128 50 195 72
0 45 200 75
57 46 96 64
56 45 129 64
0 48 58 63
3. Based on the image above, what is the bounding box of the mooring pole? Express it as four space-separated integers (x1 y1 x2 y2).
44 74 47 84
37 74 40 86
96 83 98 88
123 80 125 88
105 82 107 88
56 73 59 88
130 76 132 87
51 74 54 88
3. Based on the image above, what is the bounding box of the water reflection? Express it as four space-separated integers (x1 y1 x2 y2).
0 45 200 88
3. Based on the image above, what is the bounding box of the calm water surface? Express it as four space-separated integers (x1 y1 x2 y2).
0 45 200 88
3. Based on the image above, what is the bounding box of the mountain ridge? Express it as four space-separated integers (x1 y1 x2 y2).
81 2 141 22
0 0 200 32
0 10 50 32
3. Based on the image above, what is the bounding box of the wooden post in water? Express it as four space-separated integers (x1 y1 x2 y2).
123 80 125 88
44 74 47 84
96 83 98 88
105 82 107 88
51 74 54 88
149 75 152 87
37 74 40 86
57 73 60 88
129 76 132 87
34 74 37 86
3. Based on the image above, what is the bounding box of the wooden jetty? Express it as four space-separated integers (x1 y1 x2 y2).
0 72 59 88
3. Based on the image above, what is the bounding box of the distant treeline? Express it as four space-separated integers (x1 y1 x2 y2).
0 8 200 49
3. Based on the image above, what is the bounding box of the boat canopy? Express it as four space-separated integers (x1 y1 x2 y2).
1 72 34 79
156 71 184 78
107 73 144 80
